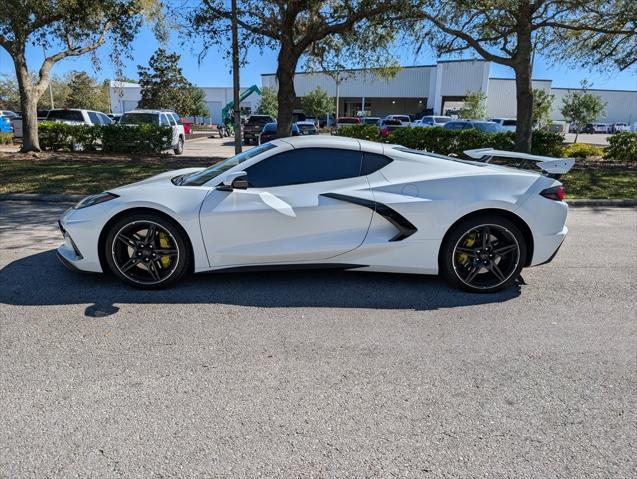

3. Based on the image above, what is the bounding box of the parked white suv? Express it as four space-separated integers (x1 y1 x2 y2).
119 109 185 155
611 122 630 133
46 108 113 125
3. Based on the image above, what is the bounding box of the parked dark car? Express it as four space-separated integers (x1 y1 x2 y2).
258 122 301 144
443 120 505 133
243 114 275 144
379 118 405 138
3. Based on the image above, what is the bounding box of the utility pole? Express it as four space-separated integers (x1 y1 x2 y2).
231 0 242 154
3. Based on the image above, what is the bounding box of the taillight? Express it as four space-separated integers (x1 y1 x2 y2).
540 185 565 201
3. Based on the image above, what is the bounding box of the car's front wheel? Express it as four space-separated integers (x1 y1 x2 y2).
173 137 184 155
104 213 191 289
440 215 526 293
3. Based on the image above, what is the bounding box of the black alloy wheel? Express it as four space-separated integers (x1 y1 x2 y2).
104 213 190 288
441 216 526 293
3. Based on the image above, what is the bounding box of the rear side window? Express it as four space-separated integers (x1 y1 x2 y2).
48 110 84 122
171 113 182 125
160 114 170 126
87 111 100 124
246 148 362 188
361 153 392 175
98 113 112 125
120 113 158 125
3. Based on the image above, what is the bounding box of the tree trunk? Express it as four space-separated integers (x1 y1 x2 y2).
513 3 533 153
14 56 41 152
514 65 533 153
275 44 299 138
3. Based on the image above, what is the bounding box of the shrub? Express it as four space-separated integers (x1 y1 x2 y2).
38 122 173 154
336 124 379 141
529 130 564 156
39 121 102 151
0 132 12 144
562 143 605 159
605 132 637 162
102 124 173 154
337 125 564 158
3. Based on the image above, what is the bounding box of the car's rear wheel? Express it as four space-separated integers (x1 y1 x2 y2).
440 215 526 293
173 137 184 155
104 213 190 289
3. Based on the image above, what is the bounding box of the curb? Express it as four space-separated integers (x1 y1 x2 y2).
567 199 637 207
0 193 83 203
1 193 635 207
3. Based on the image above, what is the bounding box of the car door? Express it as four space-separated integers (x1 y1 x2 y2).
199 146 374 267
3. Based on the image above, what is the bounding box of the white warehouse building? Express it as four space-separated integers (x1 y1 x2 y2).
109 59 636 125
261 59 636 125
108 81 261 124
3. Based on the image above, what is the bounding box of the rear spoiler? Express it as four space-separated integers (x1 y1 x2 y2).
464 148 575 178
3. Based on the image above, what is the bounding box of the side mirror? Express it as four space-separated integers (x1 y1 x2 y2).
218 171 248 191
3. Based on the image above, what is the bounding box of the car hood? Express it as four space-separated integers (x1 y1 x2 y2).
111 167 206 192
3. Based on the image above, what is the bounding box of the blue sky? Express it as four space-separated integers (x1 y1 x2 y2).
1 25 635 91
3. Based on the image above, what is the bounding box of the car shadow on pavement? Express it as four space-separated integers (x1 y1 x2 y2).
0 250 522 316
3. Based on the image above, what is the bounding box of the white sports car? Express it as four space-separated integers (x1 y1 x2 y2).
57 136 574 293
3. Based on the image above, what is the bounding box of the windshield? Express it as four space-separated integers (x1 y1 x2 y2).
120 113 159 125
181 143 278 186
247 116 272 124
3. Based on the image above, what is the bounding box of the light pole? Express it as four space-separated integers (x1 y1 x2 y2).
231 0 242 154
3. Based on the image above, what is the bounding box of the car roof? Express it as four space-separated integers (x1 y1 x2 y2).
124 109 177 114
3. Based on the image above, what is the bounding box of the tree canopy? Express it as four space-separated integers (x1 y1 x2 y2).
0 0 161 151
256 87 278 118
458 91 487 120
187 0 410 137
410 0 636 152
301 87 333 119
560 81 607 142
137 48 194 115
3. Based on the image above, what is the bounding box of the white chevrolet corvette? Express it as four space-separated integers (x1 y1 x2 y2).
57 136 574 293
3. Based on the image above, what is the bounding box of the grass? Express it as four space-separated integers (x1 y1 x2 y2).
0 156 636 199
0 157 214 195
561 169 637 200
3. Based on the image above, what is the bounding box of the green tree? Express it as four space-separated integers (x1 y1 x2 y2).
458 91 487 119
137 48 194 115
411 0 635 153
532 89 555 128
189 88 209 123
301 86 333 119
256 87 278 118
65 71 110 111
560 81 607 143
0 74 20 111
0 0 160 151
189 0 409 138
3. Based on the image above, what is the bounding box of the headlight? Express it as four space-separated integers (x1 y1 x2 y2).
73 192 119 210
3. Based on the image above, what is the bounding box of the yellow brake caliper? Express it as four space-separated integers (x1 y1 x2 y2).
158 232 172 268
457 232 477 266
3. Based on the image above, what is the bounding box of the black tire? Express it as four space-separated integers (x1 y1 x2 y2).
104 212 191 289
173 137 184 155
439 214 526 293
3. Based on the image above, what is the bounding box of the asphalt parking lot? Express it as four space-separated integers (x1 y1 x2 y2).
0 201 635 478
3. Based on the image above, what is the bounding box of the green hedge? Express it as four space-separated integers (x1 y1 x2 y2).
0 132 12 145
39 122 173 154
336 125 564 158
606 132 637 162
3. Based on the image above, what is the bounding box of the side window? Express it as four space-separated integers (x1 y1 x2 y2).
98 113 112 125
246 148 362 188
160 114 170 126
171 113 182 125
87 111 100 124
167 114 177 126
361 152 392 175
